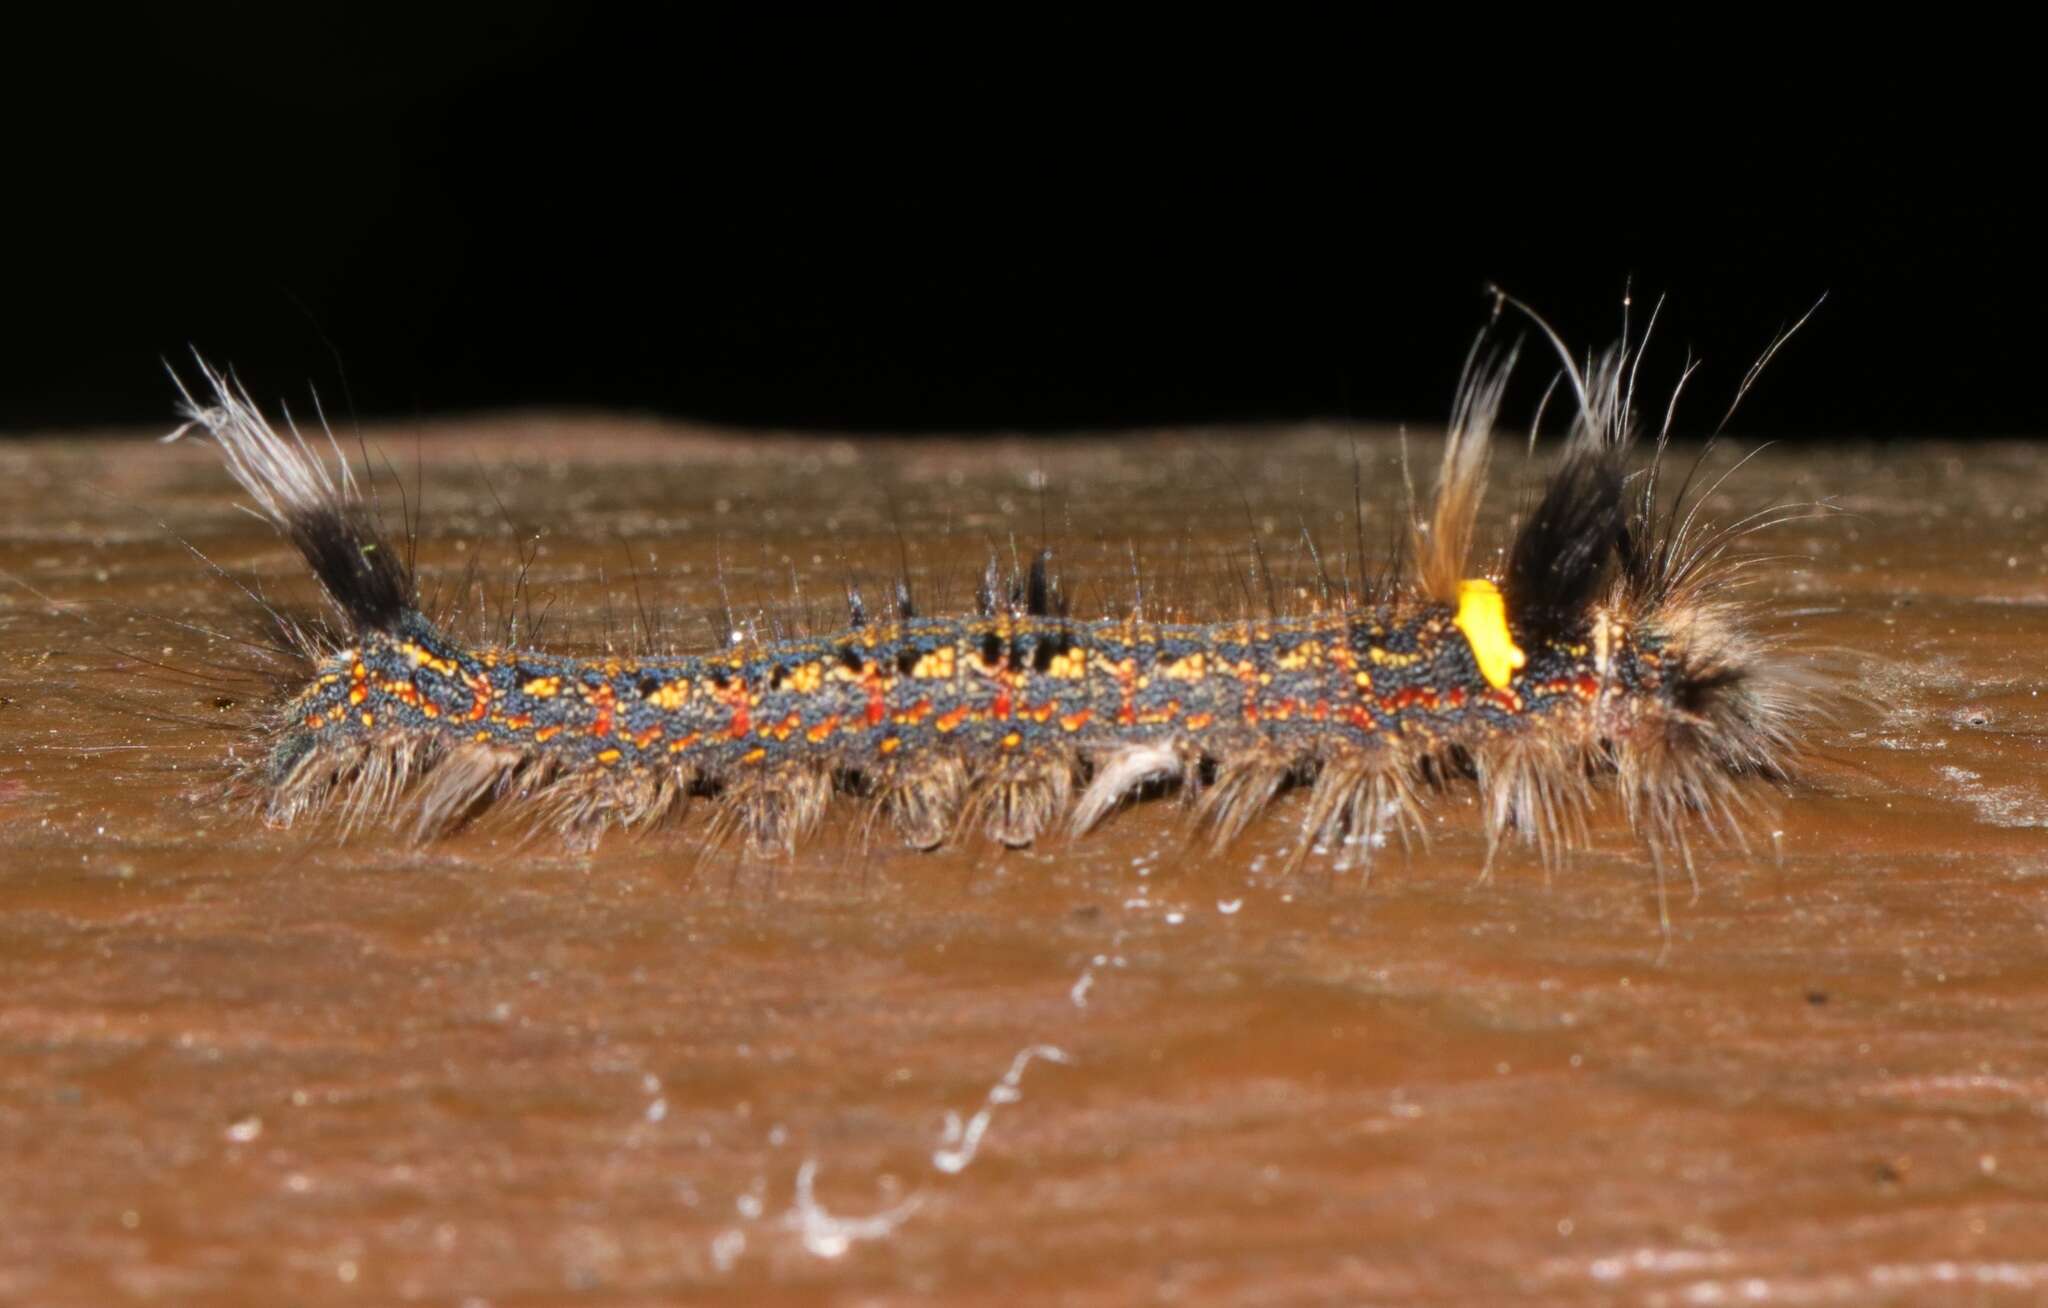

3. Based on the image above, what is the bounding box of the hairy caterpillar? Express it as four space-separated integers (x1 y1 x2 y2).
165 299 1822 915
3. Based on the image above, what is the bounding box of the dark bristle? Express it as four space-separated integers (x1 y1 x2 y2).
1504 448 1625 640
1029 630 1068 673
1026 548 1053 617
846 582 867 630
1673 663 1748 716
289 506 412 633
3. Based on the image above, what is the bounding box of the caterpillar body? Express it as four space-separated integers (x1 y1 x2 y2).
166 305 1820 902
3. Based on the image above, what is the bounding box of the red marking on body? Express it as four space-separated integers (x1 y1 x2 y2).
584 682 615 737
633 724 664 749
1139 699 1182 727
465 674 493 722
894 698 934 726
1233 661 1264 724
805 714 841 744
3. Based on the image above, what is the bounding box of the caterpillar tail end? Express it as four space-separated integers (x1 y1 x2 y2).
165 355 413 634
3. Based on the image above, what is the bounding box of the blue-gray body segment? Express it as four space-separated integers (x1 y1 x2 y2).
280 605 1656 779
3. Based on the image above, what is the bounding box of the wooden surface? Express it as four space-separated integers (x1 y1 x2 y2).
2 421 2045 1305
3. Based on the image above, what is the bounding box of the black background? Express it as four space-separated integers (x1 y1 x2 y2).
8 13 2032 439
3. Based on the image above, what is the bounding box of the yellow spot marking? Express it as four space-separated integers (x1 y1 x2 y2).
740 747 767 765
1162 653 1207 682
473 729 491 742
647 680 689 710
1274 641 1322 671
348 684 368 705
596 748 622 765
911 648 955 680
521 676 561 698
1454 578 1526 690
1046 649 1087 679
534 725 562 743
1001 731 1021 749
784 662 824 695
400 642 458 676
878 736 902 754
359 711 375 727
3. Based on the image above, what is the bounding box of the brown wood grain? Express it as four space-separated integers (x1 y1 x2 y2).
2 422 2044 1304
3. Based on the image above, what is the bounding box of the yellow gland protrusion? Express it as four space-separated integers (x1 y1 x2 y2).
1453 578 1526 690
